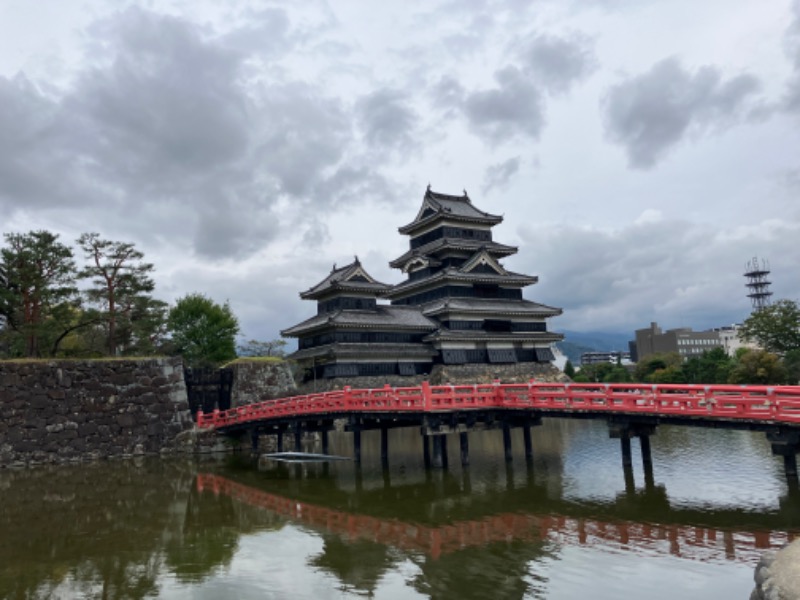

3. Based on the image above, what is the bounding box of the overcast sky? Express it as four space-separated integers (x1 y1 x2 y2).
1 0 799 345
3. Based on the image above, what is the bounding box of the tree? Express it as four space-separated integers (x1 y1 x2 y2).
563 359 575 379
633 352 683 382
167 294 239 367
728 349 787 384
682 348 733 384
0 231 79 357
78 233 157 356
739 299 800 355
783 349 800 385
238 339 287 358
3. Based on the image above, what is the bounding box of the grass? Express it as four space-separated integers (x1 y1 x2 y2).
221 356 285 368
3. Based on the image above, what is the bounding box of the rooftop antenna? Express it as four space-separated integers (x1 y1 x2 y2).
744 256 772 312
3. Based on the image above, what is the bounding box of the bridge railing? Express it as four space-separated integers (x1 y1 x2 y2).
195 381 800 429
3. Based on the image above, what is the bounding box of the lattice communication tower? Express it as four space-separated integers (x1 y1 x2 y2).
744 256 772 311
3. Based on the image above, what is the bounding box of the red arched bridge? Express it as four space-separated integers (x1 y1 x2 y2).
196 381 800 478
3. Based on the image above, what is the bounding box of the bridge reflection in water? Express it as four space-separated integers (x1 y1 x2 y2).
196 463 799 567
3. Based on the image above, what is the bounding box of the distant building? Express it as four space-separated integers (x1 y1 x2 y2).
714 324 759 356
633 322 723 361
580 351 631 365
282 187 563 380
631 321 760 362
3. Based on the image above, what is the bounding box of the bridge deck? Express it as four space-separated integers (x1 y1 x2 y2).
197 381 800 432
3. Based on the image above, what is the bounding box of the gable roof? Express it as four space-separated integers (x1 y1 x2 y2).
299 258 391 300
460 248 508 276
389 238 518 269
398 187 502 235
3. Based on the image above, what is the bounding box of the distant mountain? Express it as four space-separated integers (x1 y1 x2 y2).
559 330 632 350
555 330 632 365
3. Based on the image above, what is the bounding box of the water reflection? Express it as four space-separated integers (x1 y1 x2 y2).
0 419 798 599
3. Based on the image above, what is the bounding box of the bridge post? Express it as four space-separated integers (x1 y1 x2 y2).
441 434 449 469
422 434 431 468
250 429 259 454
294 423 302 453
353 429 362 463
381 426 389 468
502 423 513 463
640 434 655 488
432 435 444 469
620 436 633 468
460 431 470 466
277 430 284 453
321 429 329 455
523 426 533 462
767 430 800 486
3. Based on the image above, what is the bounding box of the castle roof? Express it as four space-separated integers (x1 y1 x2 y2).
422 330 564 344
288 343 437 362
398 187 502 235
389 238 517 270
422 297 563 318
299 258 391 300
281 305 437 337
385 250 538 300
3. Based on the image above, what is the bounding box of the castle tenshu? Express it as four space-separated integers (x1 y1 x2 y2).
281 187 563 380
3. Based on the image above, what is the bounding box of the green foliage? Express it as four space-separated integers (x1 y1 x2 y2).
563 359 575 379
167 293 239 367
0 231 79 357
681 347 733 384
78 233 158 356
633 352 683 383
784 349 800 385
728 349 787 384
739 299 800 355
573 362 631 383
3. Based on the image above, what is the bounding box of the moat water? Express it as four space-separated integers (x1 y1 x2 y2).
1 419 798 599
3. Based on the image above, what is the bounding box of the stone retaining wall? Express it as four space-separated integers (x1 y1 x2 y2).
229 360 297 406
293 362 568 395
0 358 193 467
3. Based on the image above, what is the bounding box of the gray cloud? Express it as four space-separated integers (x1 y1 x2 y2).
518 33 597 94
0 7 367 260
783 0 800 113
482 156 521 193
602 57 762 168
514 217 800 333
464 67 544 144
430 75 466 111
356 89 416 155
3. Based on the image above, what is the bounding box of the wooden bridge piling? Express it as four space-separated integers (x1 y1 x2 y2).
422 434 431 468
276 431 284 453
502 424 513 463
294 423 302 453
523 426 533 462
353 429 362 463
432 436 444 469
380 426 389 468
460 431 470 466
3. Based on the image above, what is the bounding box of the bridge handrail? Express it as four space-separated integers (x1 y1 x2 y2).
195 381 800 429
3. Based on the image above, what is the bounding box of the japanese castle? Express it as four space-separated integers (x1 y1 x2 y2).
281 187 563 379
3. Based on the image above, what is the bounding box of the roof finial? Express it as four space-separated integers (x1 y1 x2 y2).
463 188 468 197
354 254 360 264
426 183 431 192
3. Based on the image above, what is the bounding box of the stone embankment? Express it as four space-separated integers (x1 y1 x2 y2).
752 539 800 599
0 358 193 467
293 362 568 395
